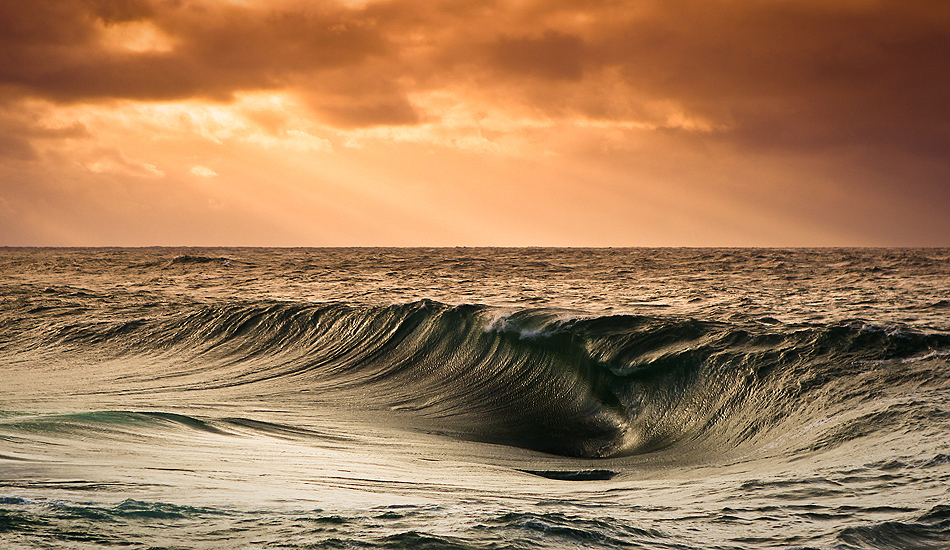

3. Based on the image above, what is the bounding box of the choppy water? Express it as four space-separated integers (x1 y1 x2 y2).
1 248 949 549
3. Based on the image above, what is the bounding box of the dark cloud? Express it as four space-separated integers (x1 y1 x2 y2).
315 96 422 128
0 132 36 160
1 0 949 151
297 66 423 128
450 0 950 158
0 0 388 104
488 31 587 81
605 0 950 157
340 0 950 162
0 0 149 45
0 98 91 160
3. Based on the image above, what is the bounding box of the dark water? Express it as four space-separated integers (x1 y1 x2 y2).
1 248 949 549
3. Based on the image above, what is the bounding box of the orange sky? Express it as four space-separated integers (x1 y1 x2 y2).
2 0 949 246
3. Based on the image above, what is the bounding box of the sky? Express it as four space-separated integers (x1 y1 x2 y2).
1 0 949 247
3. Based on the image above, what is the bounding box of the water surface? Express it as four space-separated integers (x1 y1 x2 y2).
1 248 949 549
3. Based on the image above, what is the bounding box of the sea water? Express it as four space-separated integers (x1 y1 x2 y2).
1 248 948 549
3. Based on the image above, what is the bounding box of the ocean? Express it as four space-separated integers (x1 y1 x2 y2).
1 247 948 549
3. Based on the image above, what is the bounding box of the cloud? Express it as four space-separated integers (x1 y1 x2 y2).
488 30 587 81
0 0 387 104
85 147 164 177
0 130 37 160
244 128 333 152
190 165 217 177
2 0 948 153
0 98 91 160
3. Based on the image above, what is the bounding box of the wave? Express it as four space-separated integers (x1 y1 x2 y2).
22 300 950 458
835 505 950 550
162 254 247 268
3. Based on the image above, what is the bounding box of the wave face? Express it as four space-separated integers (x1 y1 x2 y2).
17 297 950 458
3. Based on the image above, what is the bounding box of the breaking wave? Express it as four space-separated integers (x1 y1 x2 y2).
25 300 950 458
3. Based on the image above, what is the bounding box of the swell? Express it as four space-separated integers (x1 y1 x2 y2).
0 411 354 445
12 300 950 458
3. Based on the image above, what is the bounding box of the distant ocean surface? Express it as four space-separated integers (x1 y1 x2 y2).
1 248 949 549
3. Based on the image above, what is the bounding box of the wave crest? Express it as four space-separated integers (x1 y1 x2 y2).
34 300 950 458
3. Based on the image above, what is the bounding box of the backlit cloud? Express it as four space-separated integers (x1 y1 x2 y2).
190 165 217 177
